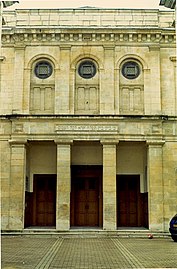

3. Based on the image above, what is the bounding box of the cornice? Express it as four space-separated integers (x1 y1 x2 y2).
1 30 176 46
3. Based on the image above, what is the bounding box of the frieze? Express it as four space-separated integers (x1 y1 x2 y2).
1 31 176 45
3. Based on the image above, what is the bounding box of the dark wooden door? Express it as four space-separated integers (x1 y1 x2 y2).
117 175 146 227
74 177 99 226
32 175 56 226
71 166 103 227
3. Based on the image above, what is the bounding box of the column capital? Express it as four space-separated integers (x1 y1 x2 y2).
55 139 73 145
103 45 115 50
59 45 71 50
146 140 165 146
9 139 27 146
100 139 119 145
14 45 26 50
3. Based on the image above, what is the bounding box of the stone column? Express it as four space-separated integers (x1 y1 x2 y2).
147 141 165 231
102 142 117 230
23 67 31 113
9 140 26 230
56 140 72 230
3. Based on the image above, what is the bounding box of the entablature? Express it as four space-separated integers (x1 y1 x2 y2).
1 28 176 46
1 115 177 142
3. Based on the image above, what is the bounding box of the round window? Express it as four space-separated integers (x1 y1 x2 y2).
34 61 53 79
78 60 96 79
122 61 140 79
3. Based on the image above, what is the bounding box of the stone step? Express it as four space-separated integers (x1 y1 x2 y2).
2 228 171 238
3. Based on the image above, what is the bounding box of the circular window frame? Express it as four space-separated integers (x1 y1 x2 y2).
34 61 53 79
121 61 140 80
78 60 97 79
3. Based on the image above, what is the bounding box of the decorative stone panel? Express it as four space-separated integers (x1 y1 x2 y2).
30 85 55 114
75 85 99 114
120 86 144 114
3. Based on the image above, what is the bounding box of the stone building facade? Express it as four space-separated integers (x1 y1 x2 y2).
0 7 176 232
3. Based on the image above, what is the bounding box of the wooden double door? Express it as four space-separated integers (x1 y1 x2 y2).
71 166 102 227
25 174 56 227
117 175 148 228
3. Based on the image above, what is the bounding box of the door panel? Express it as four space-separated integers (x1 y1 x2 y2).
71 166 102 227
117 175 148 227
32 175 56 226
75 178 87 226
86 178 99 226
74 177 99 226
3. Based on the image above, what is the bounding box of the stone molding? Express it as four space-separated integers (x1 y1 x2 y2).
1 31 176 46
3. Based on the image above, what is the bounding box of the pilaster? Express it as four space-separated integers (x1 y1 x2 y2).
23 67 31 113
55 46 71 114
13 46 25 114
147 46 161 114
100 46 115 114
170 56 177 115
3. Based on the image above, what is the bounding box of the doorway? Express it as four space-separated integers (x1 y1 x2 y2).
71 166 102 227
117 175 148 228
25 174 56 227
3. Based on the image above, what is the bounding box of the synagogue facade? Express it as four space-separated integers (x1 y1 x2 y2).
0 7 176 232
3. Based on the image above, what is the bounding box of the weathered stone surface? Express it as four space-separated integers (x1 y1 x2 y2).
0 8 176 232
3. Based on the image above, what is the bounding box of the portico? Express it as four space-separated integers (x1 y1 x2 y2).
1 7 176 234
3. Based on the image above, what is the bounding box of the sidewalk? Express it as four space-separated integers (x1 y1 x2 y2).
1 236 177 269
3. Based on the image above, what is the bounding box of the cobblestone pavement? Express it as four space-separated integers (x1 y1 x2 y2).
1 236 177 269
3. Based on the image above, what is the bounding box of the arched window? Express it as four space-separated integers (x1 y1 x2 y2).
75 58 99 115
30 58 55 114
119 58 144 115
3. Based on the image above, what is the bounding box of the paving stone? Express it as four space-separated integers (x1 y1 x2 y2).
1 236 177 269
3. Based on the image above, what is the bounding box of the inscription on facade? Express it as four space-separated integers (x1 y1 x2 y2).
55 124 119 133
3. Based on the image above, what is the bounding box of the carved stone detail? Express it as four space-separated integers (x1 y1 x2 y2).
2 32 176 45
55 124 119 134
12 123 24 133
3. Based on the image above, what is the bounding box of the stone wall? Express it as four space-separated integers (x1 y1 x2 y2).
3 9 175 28
0 8 176 232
